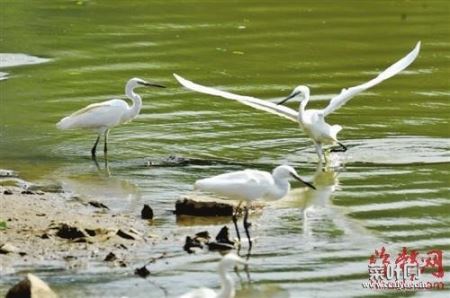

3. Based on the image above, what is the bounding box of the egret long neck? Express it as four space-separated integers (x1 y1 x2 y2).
217 269 234 298
124 84 142 121
269 173 290 200
298 94 310 123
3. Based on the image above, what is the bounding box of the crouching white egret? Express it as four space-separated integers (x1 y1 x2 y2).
174 41 421 163
179 253 247 298
194 165 315 249
56 78 165 158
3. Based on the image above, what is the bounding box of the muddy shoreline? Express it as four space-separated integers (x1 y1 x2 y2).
0 183 158 275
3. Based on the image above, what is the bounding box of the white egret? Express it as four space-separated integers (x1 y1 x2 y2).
194 165 315 249
174 41 421 163
56 78 165 158
179 253 247 298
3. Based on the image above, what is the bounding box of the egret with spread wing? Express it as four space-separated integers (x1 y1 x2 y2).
57 78 165 159
194 165 315 249
174 42 420 163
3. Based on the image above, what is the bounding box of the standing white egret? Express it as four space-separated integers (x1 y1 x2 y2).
174 41 420 163
56 78 165 158
179 253 247 298
194 165 315 249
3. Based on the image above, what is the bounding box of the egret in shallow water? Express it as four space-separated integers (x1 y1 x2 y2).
57 78 165 158
194 165 315 249
179 253 247 298
174 41 420 163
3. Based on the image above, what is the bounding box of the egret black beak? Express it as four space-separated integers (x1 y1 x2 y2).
290 173 316 190
277 92 299 105
140 81 166 88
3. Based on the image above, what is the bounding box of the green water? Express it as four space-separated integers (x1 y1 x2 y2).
1 0 449 297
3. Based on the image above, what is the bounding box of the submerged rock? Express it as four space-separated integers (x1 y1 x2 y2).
175 198 234 217
6 273 58 298
145 155 247 167
141 204 153 220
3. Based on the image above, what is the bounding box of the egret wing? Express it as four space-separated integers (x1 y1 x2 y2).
322 41 421 117
174 74 298 122
57 99 128 130
195 170 270 200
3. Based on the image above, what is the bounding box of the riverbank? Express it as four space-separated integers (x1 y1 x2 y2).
0 184 153 275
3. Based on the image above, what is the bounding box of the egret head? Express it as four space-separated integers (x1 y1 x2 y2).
219 253 247 270
273 165 316 190
277 85 310 105
126 77 166 90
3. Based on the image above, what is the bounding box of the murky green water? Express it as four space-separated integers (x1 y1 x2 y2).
1 0 449 297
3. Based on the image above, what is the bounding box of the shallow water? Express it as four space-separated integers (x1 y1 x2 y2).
1 0 449 297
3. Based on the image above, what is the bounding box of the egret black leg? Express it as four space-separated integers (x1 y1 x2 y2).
330 142 347 153
243 206 252 251
103 130 109 154
232 209 241 244
91 135 100 159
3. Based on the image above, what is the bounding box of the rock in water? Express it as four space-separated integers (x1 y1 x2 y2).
215 226 234 245
141 204 153 220
6 273 58 298
175 198 233 216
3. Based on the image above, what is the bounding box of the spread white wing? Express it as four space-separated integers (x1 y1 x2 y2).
174 74 298 122
322 41 421 117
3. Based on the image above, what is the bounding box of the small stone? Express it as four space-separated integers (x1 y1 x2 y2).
84 228 96 237
135 266 150 278
183 236 203 254
21 190 35 195
104 252 117 262
215 226 234 245
40 233 50 239
195 231 210 239
117 229 140 240
88 201 109 209
3 189 13 195
6 273 59 298
141 204 153 220
55 223 87 240
118 260 127 267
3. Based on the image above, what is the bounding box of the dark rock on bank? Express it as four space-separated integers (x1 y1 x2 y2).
54 223 87 240
141 204 154 220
